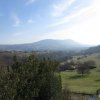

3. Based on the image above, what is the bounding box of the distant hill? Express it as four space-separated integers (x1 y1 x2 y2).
0 39 89 51
84 45 100 54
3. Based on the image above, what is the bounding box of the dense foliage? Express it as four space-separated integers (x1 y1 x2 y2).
0 55 63 100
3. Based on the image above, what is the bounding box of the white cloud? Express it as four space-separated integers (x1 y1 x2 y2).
51 0 75 17
50 4 93 27
65 0 100 45
12 13 21 27
27 19 35 24
25 0 35 5
47 0 100 45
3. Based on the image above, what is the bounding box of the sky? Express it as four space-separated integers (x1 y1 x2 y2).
0 0 100 45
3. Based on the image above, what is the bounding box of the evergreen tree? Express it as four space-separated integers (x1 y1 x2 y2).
0 54 62 100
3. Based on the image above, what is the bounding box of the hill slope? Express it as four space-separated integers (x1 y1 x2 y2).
84 45 100 54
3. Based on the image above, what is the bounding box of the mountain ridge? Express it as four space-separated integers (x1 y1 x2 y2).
0 39 90 51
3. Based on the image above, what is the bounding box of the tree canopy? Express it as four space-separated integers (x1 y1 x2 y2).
0 55 62 100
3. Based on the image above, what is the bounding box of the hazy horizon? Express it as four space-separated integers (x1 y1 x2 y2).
0 0 100 45
0 39 97 46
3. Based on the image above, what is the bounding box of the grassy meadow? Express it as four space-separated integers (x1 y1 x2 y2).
61 69 100 94
61 53 100 94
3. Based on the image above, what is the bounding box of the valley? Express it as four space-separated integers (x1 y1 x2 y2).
0 40 100 100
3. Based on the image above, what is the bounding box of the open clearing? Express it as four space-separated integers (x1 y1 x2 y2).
61 69 100 94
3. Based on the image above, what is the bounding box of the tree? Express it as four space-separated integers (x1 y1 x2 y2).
77 62 90 76
0 54 62 100
77 60 96 76
83 60 96 69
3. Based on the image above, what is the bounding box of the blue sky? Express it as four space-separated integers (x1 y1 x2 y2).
0 0 100 45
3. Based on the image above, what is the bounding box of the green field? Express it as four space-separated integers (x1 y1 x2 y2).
61 69 100 94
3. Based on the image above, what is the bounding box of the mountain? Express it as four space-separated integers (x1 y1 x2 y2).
0 39 89 51
84 45 100 54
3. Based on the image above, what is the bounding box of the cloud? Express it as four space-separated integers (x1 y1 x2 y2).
11 13 21 27
27 19 35 24
51 0 75 17
49 5 92 27
65 0 100 45
47 0 100 45
25 0 35 5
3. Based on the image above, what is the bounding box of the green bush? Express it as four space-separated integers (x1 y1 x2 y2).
0 55 63 100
